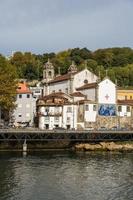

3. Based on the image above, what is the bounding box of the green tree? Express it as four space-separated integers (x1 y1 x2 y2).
0 55 18 121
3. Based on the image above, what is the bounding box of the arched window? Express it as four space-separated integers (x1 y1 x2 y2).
48 71 52 77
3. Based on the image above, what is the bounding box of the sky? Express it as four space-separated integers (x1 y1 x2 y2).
0 0 133 56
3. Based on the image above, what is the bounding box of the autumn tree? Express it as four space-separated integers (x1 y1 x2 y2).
0 55 18 121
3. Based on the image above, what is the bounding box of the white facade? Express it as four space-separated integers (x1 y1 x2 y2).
45 69 98 95
62 105 77 129
117 105 131 117
77 88 96 101
39 106 62 130
73 69 97 92
48 80 69 94
38 104 78 130
84 103 97 122
98 78 116 104
14 93 36 126
30 86 43 99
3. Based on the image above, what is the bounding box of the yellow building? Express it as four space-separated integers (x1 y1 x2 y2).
117 89 133 100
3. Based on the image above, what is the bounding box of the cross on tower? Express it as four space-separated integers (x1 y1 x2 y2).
105 94 109 100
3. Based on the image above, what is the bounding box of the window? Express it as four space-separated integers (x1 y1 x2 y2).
67 107 72 112
45 116 49 121
118 106 122 112
84 79 88 84
93 104 97 111
55 117 59 122
48 71 52 77
26 113 30 117
127 106 130 112
27 94 30 98
19 94 22 98
59 89 62 92
65 88 68 94
85 105 89 111
67 117 70 122
18 104 22 108
26 104 30 108
18 114 22 117
125 95 127 100
52 90 55 93
45 108 49 113
55 107 59 112
130 96 132 100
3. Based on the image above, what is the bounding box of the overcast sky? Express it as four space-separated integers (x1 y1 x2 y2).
0 0 133 55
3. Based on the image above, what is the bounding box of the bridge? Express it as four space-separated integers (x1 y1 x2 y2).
0 129 133 142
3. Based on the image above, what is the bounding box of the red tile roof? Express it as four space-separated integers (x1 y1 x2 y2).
48 72 78 84
76 82 97 91
70 92 85 97
17 82 32 94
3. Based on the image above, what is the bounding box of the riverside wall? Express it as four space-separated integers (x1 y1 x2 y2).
0 129 133 151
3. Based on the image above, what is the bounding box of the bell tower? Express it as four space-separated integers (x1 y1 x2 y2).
68 61 78 74
43 59 54 83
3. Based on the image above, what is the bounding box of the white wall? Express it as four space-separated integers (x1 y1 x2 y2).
73 69 98 92
98 78 116 104
62 105 77 129
39 106 62 130
48 80 69 94
84 104 97 122
14 93 36 126
45 69 98 95
78 88 96 101
118 105 131 117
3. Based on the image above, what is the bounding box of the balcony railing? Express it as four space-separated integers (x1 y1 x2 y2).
38 111 62 116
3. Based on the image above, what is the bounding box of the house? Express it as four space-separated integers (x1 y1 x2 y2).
117 89 133 100
13 82 36 127
77 99 97 130
37 92 78 130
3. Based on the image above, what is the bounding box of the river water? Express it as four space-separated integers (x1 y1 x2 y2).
0 151 132 200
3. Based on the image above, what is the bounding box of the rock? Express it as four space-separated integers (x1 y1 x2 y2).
74 142 133 151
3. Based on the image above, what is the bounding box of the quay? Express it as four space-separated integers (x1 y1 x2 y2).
0 129 133 142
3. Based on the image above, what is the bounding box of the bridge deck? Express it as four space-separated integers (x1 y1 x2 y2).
0 129 133 142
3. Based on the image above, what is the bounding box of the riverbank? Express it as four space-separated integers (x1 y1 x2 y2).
74 141 133 151
0 141 133 151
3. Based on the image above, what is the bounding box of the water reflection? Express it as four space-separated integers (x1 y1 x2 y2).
0 151 133 200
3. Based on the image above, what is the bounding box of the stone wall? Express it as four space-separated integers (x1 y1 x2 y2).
83 116 133 130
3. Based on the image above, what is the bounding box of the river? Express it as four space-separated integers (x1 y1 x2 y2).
0 151 133 200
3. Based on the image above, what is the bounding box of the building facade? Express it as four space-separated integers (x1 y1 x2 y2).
13 82 36 127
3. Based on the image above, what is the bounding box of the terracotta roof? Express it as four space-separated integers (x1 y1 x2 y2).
77 99 95 104
117 89 133 92
48 72 78 84
70 92 85 97
117 100 133 105
17 82 32 94
76 82 97 91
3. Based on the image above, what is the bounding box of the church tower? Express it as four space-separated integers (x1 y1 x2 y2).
68 61 78 74
43 59 54 83
43 59 54 96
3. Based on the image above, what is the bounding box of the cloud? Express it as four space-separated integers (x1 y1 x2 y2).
0 0 133 55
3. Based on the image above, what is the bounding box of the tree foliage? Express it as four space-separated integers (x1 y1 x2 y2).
1 47 133 87
0 55 17 115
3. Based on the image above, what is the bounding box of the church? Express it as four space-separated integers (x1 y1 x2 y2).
36 59 133 130
42 59 98 96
